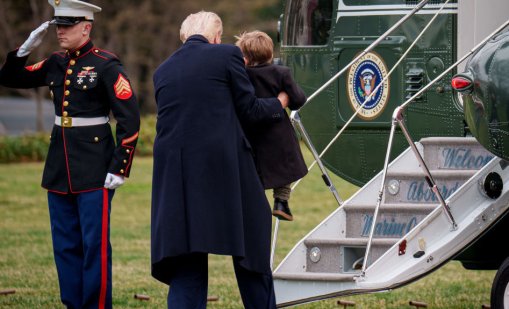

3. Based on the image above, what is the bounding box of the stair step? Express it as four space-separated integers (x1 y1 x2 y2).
420 137 480 146
343 206 434 238
384 170 475 204
420 137 494 170
303 238 397 273
304 238 398 246
273 272 356 282
387 169 477 178
343 203 437 212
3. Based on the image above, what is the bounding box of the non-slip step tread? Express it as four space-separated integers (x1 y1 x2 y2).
386 169 477 178
419 137 479 145
343 203 437 212
304 237 398 246
273 272 357 282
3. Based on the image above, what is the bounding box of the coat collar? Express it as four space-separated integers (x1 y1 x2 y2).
66 39 94 59
247 63 271 69
185 35 209 44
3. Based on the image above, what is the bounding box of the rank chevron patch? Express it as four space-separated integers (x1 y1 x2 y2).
25 59 46 72
114 74 133 100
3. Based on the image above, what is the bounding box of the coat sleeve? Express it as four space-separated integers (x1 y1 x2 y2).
227 47 284 124
101 59 141 178
282 67 307 111
0 50 48 89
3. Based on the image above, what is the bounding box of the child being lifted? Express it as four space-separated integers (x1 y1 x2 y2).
236 30 308 221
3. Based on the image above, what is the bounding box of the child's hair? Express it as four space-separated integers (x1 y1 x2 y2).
235 30 273 66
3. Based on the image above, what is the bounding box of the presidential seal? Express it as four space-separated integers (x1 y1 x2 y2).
347 52 390 120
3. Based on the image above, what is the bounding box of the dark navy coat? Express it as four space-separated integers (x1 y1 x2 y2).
244 64 308 189
151 35 284 284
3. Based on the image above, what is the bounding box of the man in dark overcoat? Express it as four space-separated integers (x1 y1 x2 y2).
151 10 288 309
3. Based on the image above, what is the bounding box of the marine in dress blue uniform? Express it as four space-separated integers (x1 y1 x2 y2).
0 1 140 308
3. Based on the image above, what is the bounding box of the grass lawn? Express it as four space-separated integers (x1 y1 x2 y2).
0 153 496 308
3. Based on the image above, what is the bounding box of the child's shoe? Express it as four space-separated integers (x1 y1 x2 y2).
272 198 293 221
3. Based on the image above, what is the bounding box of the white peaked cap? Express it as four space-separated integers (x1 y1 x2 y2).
48 0 102 20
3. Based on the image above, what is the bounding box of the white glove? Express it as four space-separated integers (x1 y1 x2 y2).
104 173 125 190
17 21 50 57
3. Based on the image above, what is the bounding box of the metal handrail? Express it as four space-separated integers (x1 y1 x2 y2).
270 112 343 268
358 0 453 275
360 17 509 277
271 0 431 270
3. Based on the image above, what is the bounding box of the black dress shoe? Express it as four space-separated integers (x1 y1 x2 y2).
272 198 293 221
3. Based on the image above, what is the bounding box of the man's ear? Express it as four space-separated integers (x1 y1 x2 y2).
83 22 93 35
213 32 222 44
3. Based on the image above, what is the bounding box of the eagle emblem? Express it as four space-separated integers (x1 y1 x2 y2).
359 68 376 102
347 52 390 120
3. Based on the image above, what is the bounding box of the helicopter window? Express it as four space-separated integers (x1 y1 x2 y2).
284 0 333 46
406 0 442 4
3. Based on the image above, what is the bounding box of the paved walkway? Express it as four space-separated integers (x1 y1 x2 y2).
0 97 54 136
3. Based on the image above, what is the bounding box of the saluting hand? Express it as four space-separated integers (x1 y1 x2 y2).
17 21 50 57
104 173 125 190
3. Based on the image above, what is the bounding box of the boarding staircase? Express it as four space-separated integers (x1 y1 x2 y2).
273 137 509 307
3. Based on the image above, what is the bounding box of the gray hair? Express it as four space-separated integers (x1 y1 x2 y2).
180 11 223 43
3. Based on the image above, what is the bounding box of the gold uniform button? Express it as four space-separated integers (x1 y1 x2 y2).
67 69 73 75
69 60 76 65
95 49 99 53
63 101 69 107
50 81 54 86
63 111 68 117
65 80 71 86
65 90 70 96
120 169 125 174
76 51 80 56
94 137 99 142
123 160 127 164
126 149 130 154
83 85 88 90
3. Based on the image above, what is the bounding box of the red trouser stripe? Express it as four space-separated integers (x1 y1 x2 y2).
99 188 108 309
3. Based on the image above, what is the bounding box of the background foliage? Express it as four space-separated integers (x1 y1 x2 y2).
0 0 283 114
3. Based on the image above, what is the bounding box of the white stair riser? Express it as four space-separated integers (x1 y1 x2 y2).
305 244 391 273
424 145 493 170
384 177 466 204
346 211 429 238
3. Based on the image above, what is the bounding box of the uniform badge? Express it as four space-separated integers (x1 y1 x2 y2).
347 52 390 120
114 74 133 100
25 60 46 72
76 67 98 88
54 0 60 6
